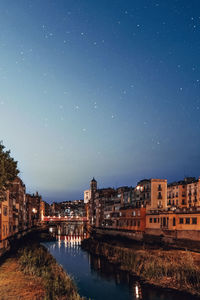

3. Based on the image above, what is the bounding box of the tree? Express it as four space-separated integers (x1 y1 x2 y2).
0 142 19 194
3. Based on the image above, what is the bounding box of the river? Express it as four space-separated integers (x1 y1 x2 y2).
43 237 199 300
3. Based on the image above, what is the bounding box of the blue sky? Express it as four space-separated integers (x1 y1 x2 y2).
0 0 200 202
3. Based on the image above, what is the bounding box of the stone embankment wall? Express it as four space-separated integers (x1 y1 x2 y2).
94 227 200 251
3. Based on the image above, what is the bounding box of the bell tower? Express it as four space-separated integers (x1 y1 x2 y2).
90 177 97 196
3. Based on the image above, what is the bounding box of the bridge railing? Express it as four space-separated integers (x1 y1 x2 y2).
43 216 88 222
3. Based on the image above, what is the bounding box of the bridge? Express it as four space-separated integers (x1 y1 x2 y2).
42 216 88 222
42 216 88 237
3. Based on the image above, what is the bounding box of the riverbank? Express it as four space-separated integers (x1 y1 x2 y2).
82 237 200 297
0 230 84 300
0 255 44 299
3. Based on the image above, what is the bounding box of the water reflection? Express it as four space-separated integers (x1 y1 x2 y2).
44 238 199 300
89 253 142 299
134 282 142 300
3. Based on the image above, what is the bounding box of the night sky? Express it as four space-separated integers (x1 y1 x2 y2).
0 0 200 202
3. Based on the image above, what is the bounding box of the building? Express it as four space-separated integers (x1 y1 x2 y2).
26 192 42 227
0 190 10 249
186 177 200 208
133 178 167 210
84 189 91 204
117 207 146 232
9 177 26 232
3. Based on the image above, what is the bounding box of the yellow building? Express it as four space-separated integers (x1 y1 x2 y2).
186 177 200 208
134 179 167 210
146 206 200 241
0 190 10 249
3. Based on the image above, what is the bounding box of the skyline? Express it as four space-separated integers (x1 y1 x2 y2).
0 0 200 203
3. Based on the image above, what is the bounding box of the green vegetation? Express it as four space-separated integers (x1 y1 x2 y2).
19 244 84 300
0 141 19 193
82 238 200 295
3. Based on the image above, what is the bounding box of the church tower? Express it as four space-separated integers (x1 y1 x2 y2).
90 177 97 196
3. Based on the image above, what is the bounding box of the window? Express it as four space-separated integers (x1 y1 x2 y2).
173 217 176 226
150 218 152 223
137 210 140 216
3 206 7 216
158 218 160 223
138 220 140 227
163 217 166 227
154 218 157 223
192 218 197 225
186 218 190 224
179 218 183 224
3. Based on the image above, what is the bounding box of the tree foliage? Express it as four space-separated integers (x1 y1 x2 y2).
0 142 19 191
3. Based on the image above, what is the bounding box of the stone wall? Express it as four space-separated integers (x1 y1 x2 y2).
95 228 143 241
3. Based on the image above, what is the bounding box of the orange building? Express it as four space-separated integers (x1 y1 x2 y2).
116 207 146 232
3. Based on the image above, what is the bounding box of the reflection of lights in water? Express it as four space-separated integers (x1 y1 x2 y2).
97 258 101 269
134 281 142 299
135 285 139 298
57 235 82 248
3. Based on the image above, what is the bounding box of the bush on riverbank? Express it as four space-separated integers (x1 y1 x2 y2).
82 238 200 295
19 244 84 300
